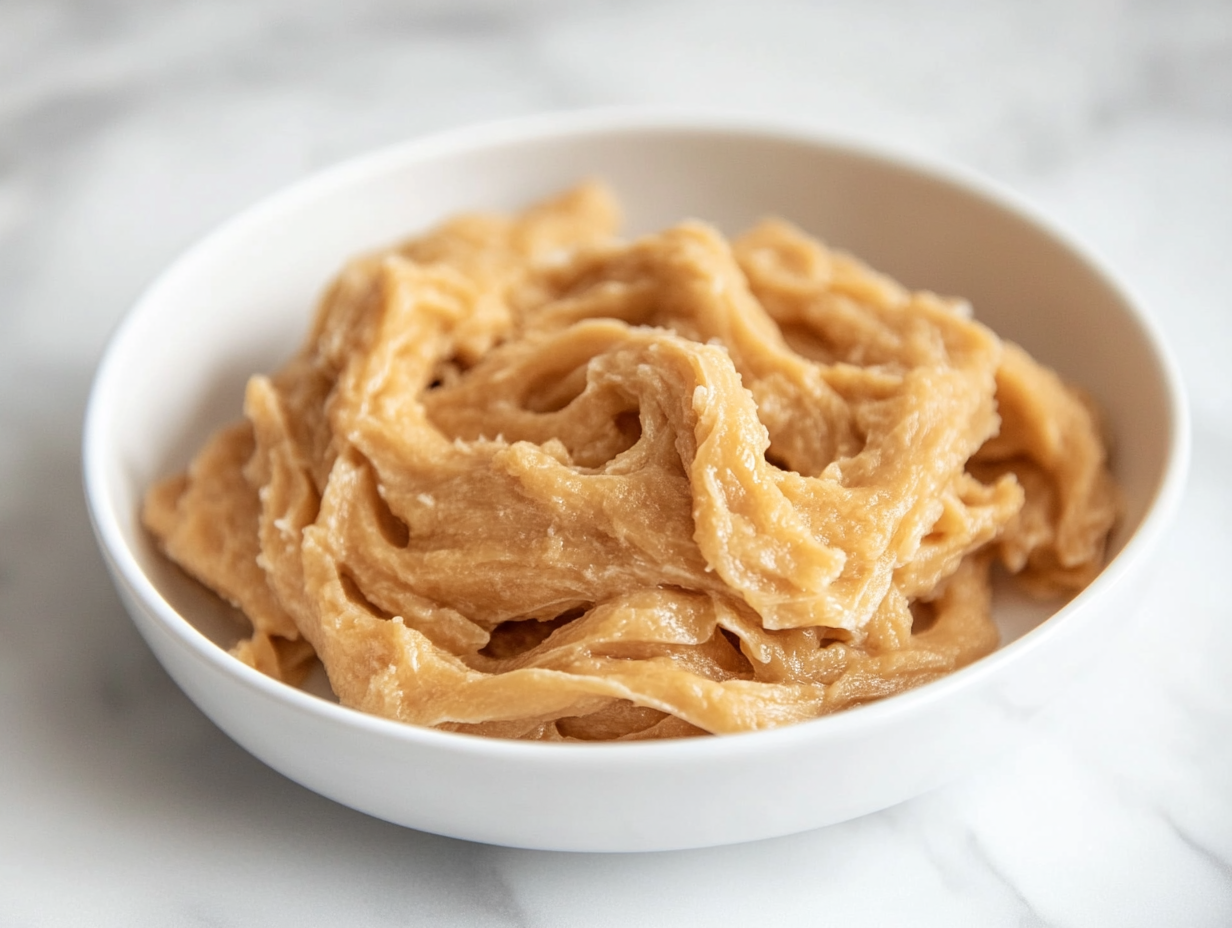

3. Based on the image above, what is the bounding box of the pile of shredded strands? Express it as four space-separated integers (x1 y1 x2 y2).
143 182 1119 741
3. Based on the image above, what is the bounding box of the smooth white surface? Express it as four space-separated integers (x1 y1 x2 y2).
4 0 1231 922
83 115 1186 853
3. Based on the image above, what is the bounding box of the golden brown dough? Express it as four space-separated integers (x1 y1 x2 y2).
143 182 1118 738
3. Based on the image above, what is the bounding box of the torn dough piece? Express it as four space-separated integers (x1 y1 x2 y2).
143 182 1118 740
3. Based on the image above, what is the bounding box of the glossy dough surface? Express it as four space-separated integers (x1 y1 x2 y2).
143 183 1118 740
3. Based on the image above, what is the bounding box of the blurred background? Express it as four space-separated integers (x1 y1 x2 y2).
2 2 1230 925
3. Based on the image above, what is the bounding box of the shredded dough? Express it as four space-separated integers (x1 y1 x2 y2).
143 182 1118 740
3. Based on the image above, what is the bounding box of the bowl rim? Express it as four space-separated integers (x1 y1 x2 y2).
82 107 1191 763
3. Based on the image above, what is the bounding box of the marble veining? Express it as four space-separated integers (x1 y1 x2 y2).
2 1 1231 924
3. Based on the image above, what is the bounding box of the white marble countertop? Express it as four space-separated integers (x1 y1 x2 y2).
2 1 1230 924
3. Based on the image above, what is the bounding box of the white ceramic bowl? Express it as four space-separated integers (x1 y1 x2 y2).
84 111 1188 852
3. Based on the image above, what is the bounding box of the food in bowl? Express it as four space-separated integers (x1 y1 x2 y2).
142 181 1118 741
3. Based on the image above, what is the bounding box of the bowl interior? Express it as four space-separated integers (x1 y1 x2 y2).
89 118 1179 693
